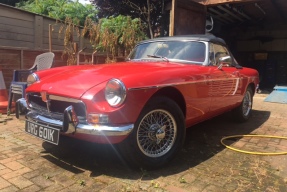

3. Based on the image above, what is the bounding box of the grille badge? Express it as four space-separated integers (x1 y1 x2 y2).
41 92 51 113
41 92 48 102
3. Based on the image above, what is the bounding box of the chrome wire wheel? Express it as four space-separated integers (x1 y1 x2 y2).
242 90 252 117
117 97 185 169
137 109 177 158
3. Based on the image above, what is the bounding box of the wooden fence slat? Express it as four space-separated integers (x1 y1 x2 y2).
0 7 34 22
0 23 34 35
0 16 34 29
0 39 33 49
0 31 34 42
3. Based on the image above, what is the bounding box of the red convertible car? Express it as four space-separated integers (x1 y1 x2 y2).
16 34 259 168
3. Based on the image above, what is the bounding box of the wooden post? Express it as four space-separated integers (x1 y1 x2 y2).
20 50 23 69
92 51 97 64
74 43 79 65
34 15 43 50
169 0 176 36
49 24 52 52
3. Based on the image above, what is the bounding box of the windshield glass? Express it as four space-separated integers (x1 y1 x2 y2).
129 41 206 64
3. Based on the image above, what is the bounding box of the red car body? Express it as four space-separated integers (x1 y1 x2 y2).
17 35 259 168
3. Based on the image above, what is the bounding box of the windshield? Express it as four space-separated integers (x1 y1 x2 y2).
129 41 206 64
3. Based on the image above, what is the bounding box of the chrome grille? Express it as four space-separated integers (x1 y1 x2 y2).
27 93 87 123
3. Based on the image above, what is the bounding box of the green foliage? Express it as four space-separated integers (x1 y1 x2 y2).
101 15 146 53
90 0 170 38
59 15 146 65
83 15 147 62
16 0 97 26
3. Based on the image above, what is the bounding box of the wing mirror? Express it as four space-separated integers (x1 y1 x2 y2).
218 56 232 69
219 56 231 65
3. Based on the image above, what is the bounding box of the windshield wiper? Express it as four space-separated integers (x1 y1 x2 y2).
147 54 169 62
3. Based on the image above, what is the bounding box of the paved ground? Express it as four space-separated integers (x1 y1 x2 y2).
1 93 287 192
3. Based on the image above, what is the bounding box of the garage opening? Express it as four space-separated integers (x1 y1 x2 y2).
170 0 287 92
202 0 287 92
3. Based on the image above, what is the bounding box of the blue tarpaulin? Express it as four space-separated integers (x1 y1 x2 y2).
264 86 287 104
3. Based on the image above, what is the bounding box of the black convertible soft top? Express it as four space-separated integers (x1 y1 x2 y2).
140 34 226 46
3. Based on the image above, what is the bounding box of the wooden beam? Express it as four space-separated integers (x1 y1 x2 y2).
225 4 251 20
208 13 229 24
208 7 234 23
218 5 244 21
192 0 263 6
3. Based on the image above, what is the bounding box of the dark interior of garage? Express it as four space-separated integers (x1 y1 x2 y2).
202 0 287 92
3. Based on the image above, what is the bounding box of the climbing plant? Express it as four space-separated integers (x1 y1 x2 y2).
58 17 81 65
57 15 146 65
83 15 147 62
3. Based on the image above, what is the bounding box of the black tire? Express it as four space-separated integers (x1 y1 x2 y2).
117 97 185 169
232 86 253 123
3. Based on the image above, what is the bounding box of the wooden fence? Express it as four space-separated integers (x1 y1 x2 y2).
0 3 107 90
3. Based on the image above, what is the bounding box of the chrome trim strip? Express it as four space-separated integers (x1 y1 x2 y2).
128 80 207 91
28 93 82 103
128 76 245 91
232 78 240 95
128 77 248 91
129 86 160 91
49 95 82 103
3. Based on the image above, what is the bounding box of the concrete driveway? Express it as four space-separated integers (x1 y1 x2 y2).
0 93 287 192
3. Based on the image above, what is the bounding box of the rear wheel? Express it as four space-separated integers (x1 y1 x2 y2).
118 97 185 169
232 86 253 122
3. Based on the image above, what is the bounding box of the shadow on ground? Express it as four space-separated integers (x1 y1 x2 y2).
42 109 270 180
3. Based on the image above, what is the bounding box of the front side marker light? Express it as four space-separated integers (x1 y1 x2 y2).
88 114 109 124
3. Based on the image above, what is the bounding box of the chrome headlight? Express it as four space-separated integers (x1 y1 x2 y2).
27 73 39 86
105 79 126 107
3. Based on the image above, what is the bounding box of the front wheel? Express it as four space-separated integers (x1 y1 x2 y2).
232 86 253 122
118 97 185 169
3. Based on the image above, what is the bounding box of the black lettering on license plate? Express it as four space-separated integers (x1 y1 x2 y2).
25 120 60 145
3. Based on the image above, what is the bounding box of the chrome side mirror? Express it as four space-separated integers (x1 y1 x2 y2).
219 56 231 65
218 56 232 69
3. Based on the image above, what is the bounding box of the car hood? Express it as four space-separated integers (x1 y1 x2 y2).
27 61 203 99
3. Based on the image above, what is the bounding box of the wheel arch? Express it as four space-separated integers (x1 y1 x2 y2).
247 83 255 96
149 87 186 117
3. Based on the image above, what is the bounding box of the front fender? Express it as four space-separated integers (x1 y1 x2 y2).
81 82 158 124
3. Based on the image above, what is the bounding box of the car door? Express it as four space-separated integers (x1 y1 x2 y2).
208 43 243 114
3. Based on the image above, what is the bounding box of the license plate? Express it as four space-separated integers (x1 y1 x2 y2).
25 120 60 145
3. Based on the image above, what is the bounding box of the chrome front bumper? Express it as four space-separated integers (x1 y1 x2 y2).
16 98 134 137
